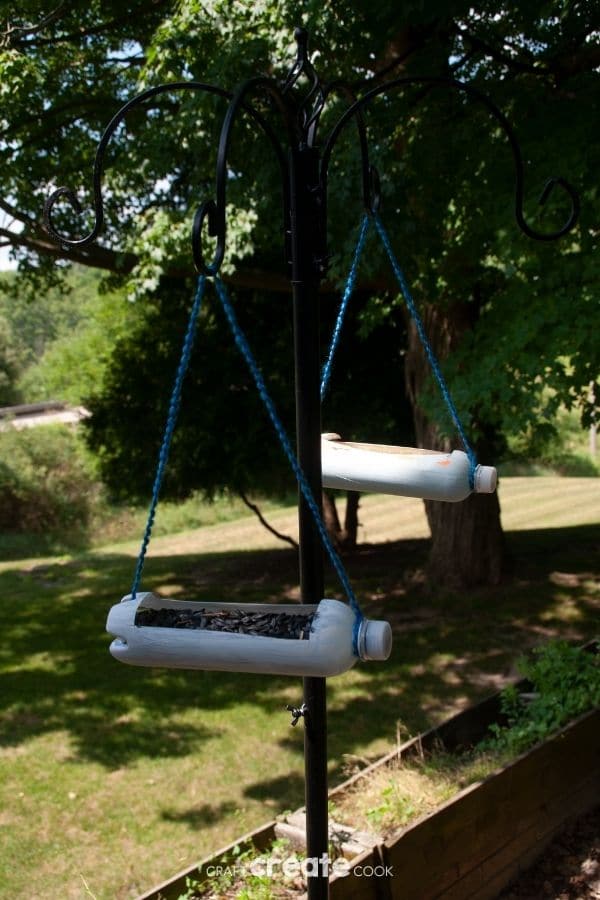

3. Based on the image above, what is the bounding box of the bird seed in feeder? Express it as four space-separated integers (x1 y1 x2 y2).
134 606 314 641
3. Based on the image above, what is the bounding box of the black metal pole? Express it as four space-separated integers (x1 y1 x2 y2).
289 143 329 898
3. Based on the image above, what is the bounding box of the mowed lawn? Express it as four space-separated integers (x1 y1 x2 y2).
0 477 598 899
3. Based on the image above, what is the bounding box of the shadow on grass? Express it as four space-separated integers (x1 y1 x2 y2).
161 800 240 828
0 525 598 780
243 772 306 813
0 529 90 562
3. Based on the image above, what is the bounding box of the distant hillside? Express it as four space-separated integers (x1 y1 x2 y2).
0 265 133 406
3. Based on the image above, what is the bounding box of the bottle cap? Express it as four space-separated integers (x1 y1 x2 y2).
474 465 497 494
358 619 393 661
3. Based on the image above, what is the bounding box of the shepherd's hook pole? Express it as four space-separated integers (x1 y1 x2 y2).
289 139 329 897
42 25 580 900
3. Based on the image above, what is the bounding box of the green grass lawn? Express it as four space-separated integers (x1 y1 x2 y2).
0 478 598 899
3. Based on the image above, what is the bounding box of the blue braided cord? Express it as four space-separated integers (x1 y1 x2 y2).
130 275 207 600
373 214 478 490
320 215 371 401
213 276 364 655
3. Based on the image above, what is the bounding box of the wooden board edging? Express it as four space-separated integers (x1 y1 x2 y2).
329 706 600 900
137 641 598 900
136 819 277 900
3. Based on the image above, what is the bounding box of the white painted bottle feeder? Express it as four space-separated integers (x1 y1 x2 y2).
106 592 392 677
321 434 497 502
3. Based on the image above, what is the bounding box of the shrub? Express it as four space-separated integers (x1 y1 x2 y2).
504 404 599 477
0 425 99 535
482 641 600 756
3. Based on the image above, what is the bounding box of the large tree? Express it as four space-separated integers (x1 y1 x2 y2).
2 1 598 584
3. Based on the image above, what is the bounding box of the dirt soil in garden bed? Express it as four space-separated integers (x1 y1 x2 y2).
182 807 600 899
197 807 600 899
498 805 600 900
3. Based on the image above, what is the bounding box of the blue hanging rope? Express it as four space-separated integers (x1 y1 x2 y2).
373 213 478 489
130 212 477 644
320 214 370 401
213 276 364 655
131 275 206 600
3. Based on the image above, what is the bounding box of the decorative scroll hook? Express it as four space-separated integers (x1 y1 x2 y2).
321 76 580 241
43 81 287 275
516 175 580 242
318 79 381 215
282 27 310 93
192 199 225 276
43 83 233 254
44 186 99 250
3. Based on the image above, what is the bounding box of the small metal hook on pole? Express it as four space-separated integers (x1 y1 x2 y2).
286 703 307 727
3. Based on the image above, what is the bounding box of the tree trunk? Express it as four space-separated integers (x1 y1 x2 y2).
424 492 505 588
343 491 360 552
322 490 361 552
322 490 342 545
405 305 507 588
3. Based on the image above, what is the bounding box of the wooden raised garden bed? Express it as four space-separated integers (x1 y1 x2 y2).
327 707 599 900
139 644 599 900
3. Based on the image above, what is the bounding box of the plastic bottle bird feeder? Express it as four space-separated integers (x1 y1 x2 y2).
321 434 497 502
106 592 392 677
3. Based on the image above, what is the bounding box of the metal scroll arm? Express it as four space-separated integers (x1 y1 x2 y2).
321 79 381 216
191 29 345 274
43 81 288 274
321 75 580 241
192 75 293 275
44 82 228 251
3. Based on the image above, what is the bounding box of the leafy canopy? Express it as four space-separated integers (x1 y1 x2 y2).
1 1 598 499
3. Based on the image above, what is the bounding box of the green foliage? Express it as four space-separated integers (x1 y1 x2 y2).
503 403 599 477
0 268 101 364
2 2 598 518
482 641 600 756
366 782 416 829
0 266 137 414
0 426 99 535
175 838 303 899
85 277 412 502
176 876 202 900
19 285 136 405
0 314 22 405
0 265 134 407
175 844 269 899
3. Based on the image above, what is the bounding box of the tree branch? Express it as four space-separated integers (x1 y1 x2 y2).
238 492 298 550
550 43 600 79
1 222 396 293
454 24 550 77
0 197 39 231
1 3 67 46
351 24 437 89
1 94 142 143
12 0 170 48
455 23 600 82
0 227 137 273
